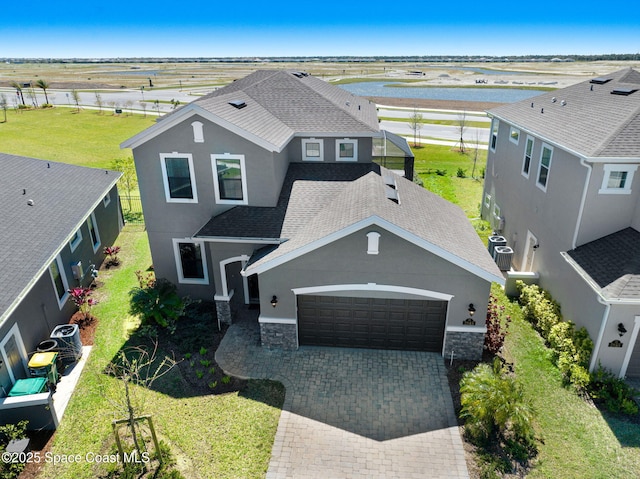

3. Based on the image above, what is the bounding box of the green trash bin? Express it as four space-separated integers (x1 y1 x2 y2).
8 377 48 396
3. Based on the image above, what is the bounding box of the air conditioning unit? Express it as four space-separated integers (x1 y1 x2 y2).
50 324 83 365
488 235 507 257
493 246 514 271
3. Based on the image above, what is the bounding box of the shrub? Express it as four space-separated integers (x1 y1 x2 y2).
460 359 536 456
129 278 185 329
484 293 511 355
68 286 98 319
103 245 121 267
435 168 448 176
0 420 28 479
590 365 639 415
456 167 467 178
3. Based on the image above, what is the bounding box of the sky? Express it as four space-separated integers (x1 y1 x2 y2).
2 0 639 58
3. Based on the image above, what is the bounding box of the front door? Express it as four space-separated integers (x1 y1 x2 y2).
0 326 28 395
247 274 260 304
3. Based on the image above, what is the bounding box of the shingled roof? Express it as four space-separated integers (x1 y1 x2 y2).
488 68 640 158
123 70 380 152
0 154 120 325
566 227 640 300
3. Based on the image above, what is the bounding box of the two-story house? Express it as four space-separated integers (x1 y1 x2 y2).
482 68 640 378
0 154 122 426
123 69 503 359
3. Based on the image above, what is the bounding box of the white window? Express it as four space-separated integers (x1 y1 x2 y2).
172 239 209 284
302 138 324 161
69 228 83 252
366 232 381 255
160 153 198 203
599 164 637 195
536 144 553 191
490 119 499 152
212 153 248 205
49 254 69 309
336 139 358 162
522 136 534 178
103 192 111 207
509 127 520 145
484 193 491 209
191 121 204 143
87 212 101 253
493 204 501 219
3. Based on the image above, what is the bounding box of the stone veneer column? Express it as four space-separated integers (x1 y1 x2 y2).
260 323 297 349
443 327 486 361
215 300 232 326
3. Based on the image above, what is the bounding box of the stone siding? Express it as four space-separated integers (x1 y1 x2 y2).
260 323 297 349
443 330 484 361
215 300 232 326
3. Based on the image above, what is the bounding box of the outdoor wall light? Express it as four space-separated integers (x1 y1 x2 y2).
271 295 278 308
618 323 627 337
467 304 476 316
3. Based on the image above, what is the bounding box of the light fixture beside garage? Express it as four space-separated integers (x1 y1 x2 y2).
271 295 278 307
463 303 477 326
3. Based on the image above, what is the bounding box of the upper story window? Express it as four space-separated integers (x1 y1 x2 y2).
484 193 491 209
336 139 358 162
87 212 101 252
173 239 209 284
536 144 553 191
212 153 248 205
69 228 83 252
599 164 637 195
522 136 534 178
302 138 324 161
49 254 69 309
509 127 520 144
490 119 499 152
191 121 204 143
160 153 198 203
103 192 111 207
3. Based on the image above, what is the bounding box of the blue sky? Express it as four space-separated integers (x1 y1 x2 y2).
3 0 639 58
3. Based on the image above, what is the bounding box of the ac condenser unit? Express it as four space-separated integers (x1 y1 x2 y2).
493 246 514 271
488 235 507 257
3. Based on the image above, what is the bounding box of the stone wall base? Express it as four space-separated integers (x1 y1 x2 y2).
260 323 297 350
443 331 484 361
215 300 232 326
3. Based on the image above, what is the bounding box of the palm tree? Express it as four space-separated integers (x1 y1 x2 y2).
10 81 25 106
35 79 50 105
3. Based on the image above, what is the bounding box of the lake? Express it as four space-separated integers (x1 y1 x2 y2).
338 81 544 103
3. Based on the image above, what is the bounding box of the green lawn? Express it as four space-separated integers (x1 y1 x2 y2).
496 286 640 478
0 107 154 169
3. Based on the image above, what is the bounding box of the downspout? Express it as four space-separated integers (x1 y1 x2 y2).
589 297 610 372
572 158 593 249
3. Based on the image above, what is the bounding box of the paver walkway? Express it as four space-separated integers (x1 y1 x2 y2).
216 316 469 479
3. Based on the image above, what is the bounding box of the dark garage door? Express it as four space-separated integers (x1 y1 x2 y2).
297 295 446 352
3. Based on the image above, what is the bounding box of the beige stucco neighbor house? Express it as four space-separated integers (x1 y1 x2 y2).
123 70 503 359
482 68 640 378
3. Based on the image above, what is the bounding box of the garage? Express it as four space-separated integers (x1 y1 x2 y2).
297 295 447 352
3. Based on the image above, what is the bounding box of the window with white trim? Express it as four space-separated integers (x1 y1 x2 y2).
302 138 324 161
490 119 499 152
160 153 198 203
336 139 358 162
536 144 553 191
103 192 111 207
173 239 209 284
49 254 69 309
599 164 637 195
212 153 248 204
69 228 83 252
509 127 520 144
87 212 101 253
191 121 204 143
484 193 491 209
493 203 501 219
522 136 534 178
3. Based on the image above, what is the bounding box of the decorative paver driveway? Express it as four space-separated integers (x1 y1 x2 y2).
216 318 469 479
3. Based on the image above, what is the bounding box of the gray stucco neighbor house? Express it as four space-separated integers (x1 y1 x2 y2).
482 68 640 378
122 69 503 358
0 154 122 409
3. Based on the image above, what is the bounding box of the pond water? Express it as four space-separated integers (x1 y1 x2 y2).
339 81 544 103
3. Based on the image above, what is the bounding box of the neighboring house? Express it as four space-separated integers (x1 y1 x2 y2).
0 154 122 402
122 70 503 359
482 68 640 378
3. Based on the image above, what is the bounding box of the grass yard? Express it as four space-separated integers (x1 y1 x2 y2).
495 286 640 479
0 107 154 169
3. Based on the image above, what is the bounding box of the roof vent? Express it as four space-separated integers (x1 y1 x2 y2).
590 77 612 85
292 71 308 78
611 88 638 96
561 100 567 106
552 97 557 103
228 100 247 109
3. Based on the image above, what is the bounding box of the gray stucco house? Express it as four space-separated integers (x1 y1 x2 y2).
0 154 122 423
123 69 503 358
482 68 640 378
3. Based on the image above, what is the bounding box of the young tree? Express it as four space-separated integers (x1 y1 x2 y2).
94 91 104 114
10 81 25 106
26 85 38 108
35 79 50 105
0 93 7 122
112 156 138 211
456 111 468 153
70 89 81 112
407 109 423 147
139 101 147 117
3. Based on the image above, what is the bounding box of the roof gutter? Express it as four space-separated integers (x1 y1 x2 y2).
572 158 593 249
590 297 610 372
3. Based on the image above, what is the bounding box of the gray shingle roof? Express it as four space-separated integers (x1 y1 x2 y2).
489 68 640 158
567 227 640 300
0 154 120 324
